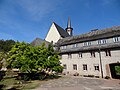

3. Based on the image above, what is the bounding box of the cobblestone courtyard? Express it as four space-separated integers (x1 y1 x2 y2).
34 76 120 90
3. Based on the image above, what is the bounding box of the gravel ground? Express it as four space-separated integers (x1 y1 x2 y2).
33 76 120 90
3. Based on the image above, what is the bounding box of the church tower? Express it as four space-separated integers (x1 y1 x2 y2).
66 17 73 36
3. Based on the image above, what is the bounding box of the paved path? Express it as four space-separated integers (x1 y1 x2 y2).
34 76 120 90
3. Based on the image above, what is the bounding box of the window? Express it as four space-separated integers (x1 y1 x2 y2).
61 45 67 49
83 64 87 70
102 39 107 44
73 64 77 70
105 50 111 56
113 37 119 42
78 52 82 58
88 42 91 46
83 42 92 46
68 53 72 59
90 51 95 57
59 55 62 59
97 39 107 44
84 42 87 46
63 64 67 69
72 44 77 48
94 64 99 71
98 40 102 44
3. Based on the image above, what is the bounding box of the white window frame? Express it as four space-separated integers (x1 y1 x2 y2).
97 39 107 44
94 64 99 71
83 64 87 71
61 45 67 49
83 42 92 46
113 37 119 42
72 44 77 48
73 64 77 70
78 52 82 58
68 53 72 59
63 64 67 69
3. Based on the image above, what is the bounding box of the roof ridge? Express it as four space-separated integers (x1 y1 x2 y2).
57 25 120 45
53 22 70 38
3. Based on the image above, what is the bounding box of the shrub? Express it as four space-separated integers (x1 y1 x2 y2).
105 76 110 79
95 76 99 78
88 75 94 77
0 71 5 81
73 72 79 76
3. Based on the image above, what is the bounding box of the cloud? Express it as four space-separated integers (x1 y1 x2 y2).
0 0 66 42
13 0 64 21
0 0 65 29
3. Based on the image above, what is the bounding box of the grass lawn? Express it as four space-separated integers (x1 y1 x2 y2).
0 77 41 90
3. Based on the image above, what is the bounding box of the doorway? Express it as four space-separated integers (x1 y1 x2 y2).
109 63 120 79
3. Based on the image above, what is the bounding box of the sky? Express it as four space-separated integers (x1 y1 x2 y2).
0 0 120 43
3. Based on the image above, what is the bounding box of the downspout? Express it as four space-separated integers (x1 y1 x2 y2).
99 46 103 78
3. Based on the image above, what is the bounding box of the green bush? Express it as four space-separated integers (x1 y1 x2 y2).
0 71 5 81
88 75 94 77
105 76 110 79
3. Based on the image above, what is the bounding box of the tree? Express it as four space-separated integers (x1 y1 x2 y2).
115 66 120 75
7 42 63 80
0 52 8 70
0 39 15 52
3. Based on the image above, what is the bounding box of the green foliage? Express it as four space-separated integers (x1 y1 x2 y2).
0 39 15 52
0 52 9 70
115 66 120 75
7 42 63 74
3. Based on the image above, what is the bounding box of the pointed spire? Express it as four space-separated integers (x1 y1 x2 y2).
67 17 71 28
66 17 73 36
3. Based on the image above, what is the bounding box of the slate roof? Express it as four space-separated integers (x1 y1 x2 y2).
53 22 70 38
57 26 120 45
31 38 50 47
59 42 120 54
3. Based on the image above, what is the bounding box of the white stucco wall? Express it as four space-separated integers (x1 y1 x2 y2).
45 23 62 44
60 36 120 78
61 50 120 78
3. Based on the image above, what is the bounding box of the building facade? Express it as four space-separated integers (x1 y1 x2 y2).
56 26 120 79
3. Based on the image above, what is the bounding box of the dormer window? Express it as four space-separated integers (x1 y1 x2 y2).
98 40 102 44
97 39 107 44
72 44 77 48
113 37 119 42
88 42 91 46
102 39 107 44
84 42 87 46
61 45 67 49
83 42 91 46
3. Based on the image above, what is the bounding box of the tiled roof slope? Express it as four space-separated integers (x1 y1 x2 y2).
60 42 120 53
31 38 49 46
53 22 70 38
57 26 120 45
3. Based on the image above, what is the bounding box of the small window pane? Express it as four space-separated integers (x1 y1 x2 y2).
78 52 82 58
83 64 87 70
68 53 72 59
73 64 77 70
105 50 111 56
63 64 67 69
73 44 77 48
94 64 99 71
90 51 95 57
113 37 119 42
